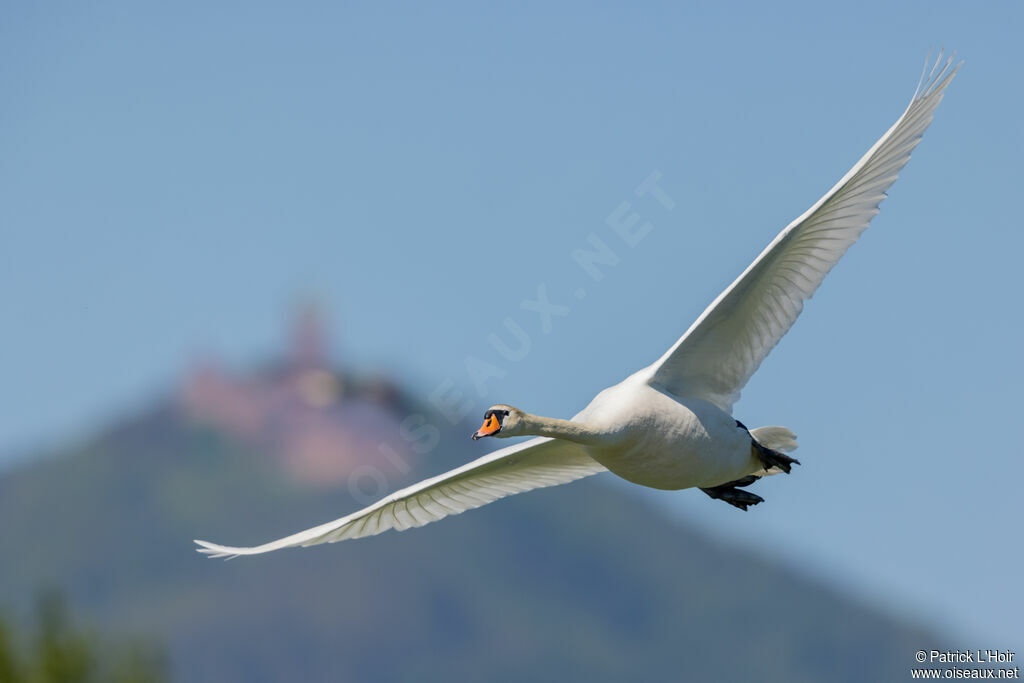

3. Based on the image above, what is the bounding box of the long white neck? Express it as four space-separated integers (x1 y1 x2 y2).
520 414 605 446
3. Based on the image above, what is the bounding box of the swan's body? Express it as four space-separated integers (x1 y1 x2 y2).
570 376 756 490
197 55 958 559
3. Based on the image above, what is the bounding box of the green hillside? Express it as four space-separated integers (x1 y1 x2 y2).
0 397 940 682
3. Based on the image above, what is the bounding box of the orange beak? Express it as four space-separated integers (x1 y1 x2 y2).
472 414 502 440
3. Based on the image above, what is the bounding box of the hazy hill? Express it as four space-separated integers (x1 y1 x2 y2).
0 379 940 681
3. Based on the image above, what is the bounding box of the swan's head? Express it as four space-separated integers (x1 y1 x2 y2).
471 405 524 440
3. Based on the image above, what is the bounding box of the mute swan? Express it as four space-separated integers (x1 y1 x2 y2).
196 55 958 559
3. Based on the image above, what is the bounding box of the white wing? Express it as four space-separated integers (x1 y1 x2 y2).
645 54 959 412
195 437 606 558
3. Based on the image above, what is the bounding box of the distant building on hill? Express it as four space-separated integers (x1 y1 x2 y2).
179 304 412 487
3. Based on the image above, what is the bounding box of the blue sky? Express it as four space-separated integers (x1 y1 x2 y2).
2 1 1021 643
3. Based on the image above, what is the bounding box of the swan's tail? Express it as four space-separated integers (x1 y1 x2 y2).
750 426 798 453
750 426 799 476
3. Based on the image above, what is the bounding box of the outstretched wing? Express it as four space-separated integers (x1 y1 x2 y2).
644 54 959 412
195 437 606 558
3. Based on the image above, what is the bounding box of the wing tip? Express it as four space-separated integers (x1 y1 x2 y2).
914 49 961 103
194 539 242 560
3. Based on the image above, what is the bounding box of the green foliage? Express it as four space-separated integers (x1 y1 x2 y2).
0 617 20 683
0 593 165 683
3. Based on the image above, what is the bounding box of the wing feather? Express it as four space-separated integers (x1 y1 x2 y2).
645 54 959 411
195 436 606 558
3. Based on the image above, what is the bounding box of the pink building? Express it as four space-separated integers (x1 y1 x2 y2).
179 306 413 486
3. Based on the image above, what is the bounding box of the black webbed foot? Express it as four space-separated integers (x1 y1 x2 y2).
701 476 765 511
752 441 801 474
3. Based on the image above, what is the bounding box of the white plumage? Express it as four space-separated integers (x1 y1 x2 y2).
197 437 603 558
648 55 959 412
196 55 958 559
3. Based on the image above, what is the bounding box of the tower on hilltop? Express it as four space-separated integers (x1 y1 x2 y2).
289 301 329 371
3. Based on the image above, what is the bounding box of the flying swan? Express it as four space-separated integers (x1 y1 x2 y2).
196 55 958 559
